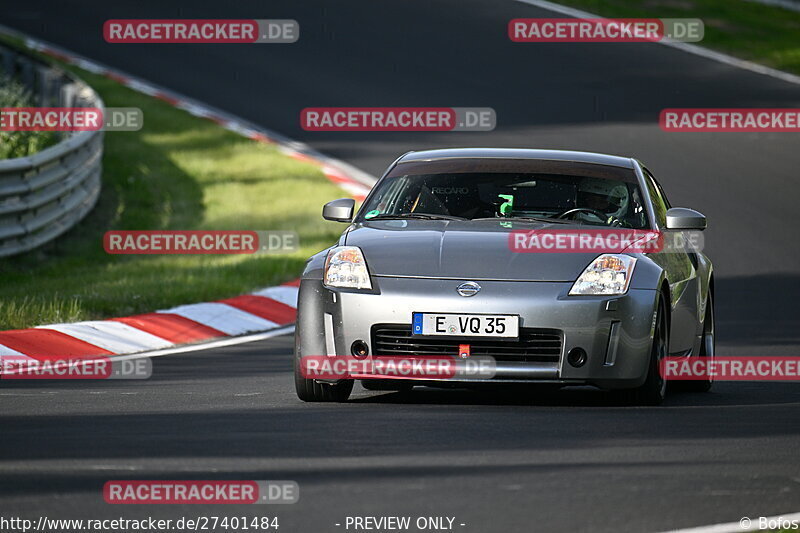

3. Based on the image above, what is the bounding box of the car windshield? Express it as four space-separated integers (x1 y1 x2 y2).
358 171 649 228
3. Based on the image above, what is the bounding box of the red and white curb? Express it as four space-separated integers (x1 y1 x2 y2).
0 25 376 366
0 281 300 365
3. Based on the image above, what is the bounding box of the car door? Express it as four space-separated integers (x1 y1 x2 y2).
642 168 700 354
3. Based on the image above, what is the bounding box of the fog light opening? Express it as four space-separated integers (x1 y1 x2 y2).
567 347 587 368
351 340 370 358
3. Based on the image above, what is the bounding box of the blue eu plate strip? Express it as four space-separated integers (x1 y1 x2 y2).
412 313 423 334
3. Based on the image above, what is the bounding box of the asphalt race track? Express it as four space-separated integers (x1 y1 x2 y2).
2 1 800 531
1 337 799 532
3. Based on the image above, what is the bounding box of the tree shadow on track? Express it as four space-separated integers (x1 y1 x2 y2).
350 381 800 408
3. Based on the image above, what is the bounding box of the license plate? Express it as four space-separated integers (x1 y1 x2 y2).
412 313 519 338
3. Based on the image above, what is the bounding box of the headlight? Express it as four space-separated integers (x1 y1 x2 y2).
324 246 372 289
569 254 636 296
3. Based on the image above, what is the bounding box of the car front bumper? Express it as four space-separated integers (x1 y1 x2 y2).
295 277 659 389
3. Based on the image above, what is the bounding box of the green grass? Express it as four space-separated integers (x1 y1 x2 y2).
0 42 349 330
548 0 800 75
0 74 57 159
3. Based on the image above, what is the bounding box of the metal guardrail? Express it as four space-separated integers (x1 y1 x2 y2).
0 43 103 257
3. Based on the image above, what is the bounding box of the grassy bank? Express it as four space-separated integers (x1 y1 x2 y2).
0 42 349 329
0 75 57 159
550 0 800 75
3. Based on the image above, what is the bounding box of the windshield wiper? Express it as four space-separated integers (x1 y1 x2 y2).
364 213 467 221
472 216 579 224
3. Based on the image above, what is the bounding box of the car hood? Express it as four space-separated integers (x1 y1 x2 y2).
343 219 602 282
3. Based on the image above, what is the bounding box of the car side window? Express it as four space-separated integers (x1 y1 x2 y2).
371 176 410 214
643 168 669 227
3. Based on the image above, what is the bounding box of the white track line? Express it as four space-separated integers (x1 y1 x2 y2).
657 511 800 532
514 0 800 86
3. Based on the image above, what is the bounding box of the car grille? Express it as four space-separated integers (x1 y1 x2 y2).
370 324 562 363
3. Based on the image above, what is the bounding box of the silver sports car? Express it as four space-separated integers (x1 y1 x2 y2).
294 148 714 405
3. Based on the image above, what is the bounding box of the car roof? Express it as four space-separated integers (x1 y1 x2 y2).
397 148 635 169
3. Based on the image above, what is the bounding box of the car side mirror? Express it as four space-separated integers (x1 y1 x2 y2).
322 198 356 222
665 207 706 230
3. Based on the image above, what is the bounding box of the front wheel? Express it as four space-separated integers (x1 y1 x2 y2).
619 294 669 406
294 353 353 402
681 293 714 392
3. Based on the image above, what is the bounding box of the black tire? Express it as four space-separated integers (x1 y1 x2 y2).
361 379 414 392
294 353 353 402
620 294 669 406
682 293 714 392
